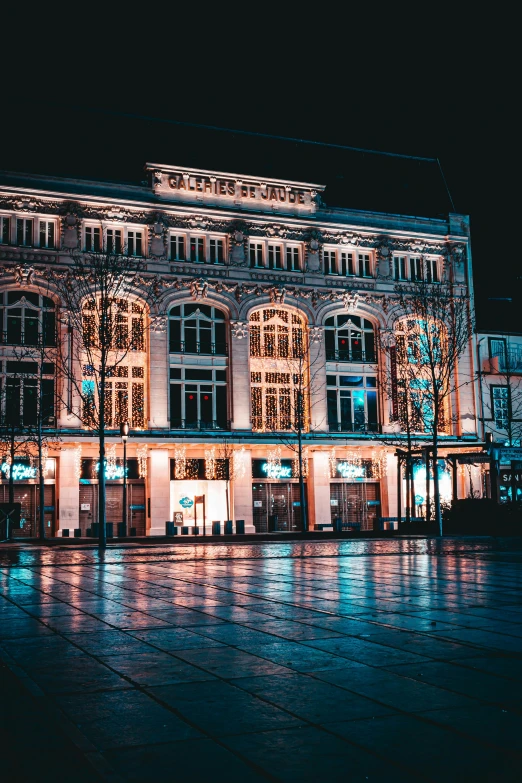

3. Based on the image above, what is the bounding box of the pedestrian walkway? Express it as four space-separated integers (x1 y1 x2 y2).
1 537 522 781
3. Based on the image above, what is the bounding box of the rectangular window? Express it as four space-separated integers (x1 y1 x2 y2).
249 242 264 267
394 256 407 280
209 238 225 264
426 258 439 283
358 253 371 277
326 378 378 432
170 234 185 261
410 257 423 281
286 247 300 271
339 252 354 276
190 236 205 262
492 386 509 429
268 244 282 270
85 226 101 252
128 230 143 257
39 220 55 249
106 228 122 254
324 249 336 275
1 216 10 244
16 218 33 247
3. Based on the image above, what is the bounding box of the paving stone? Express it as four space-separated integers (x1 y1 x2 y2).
171 646 294 678
129 626 227 651
102 651 218 686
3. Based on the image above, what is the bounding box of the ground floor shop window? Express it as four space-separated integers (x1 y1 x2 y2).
0 483 55 537
329 482 380 531
252 482 304 532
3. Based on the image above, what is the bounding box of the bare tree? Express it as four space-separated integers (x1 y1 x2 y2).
51 251 162 549
379 280 474 534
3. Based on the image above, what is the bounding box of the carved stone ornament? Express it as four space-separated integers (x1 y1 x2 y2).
150 314 168 333
13 264 36 285
190 278 208 300
231 321 249 339
342 291 360 310
309 326 323 344
269 286 286 304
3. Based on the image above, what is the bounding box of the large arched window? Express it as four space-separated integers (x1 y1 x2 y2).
81 298 147 429
0 290 56 347
324 314 375 362
249 308 308 432
169 303 227 355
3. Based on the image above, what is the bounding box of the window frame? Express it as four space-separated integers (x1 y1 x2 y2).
168 303 228 356
324 314 376 363
248 240 303 272
326 373 379 433
169 366 228 429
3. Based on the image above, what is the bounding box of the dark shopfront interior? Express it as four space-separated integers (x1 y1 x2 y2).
78 458 146 537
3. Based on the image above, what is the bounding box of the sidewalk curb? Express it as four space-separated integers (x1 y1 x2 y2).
0 645 124 783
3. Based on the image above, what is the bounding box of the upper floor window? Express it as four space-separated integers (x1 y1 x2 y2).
0 290 56 347
324 314 375 363
169 303 227 355
209 238 225 264
394 255 440 283
85 225 102 252
39 220 55 249
16 218 33 247
190 236 205 262
248 241 302 272
127 230 143 257
491 385 509 429
82 298 145 352
106 228 122 254
169 367 227 430
1 216 10 244
249 308 304 359
170 234 185 261
82 362 145 429
0 359 56 428
324 248 372 278
326 374 378 433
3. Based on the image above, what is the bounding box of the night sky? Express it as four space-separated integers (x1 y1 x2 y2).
2 18 515 331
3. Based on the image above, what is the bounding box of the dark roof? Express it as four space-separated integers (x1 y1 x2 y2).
0 107 454 219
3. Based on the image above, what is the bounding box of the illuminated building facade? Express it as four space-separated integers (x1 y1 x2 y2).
0 159 478 536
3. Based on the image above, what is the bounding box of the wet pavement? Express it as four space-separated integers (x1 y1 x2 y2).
1 536 522 781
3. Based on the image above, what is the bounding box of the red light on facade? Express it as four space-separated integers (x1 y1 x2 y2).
188 395 194 399
204 395 209 400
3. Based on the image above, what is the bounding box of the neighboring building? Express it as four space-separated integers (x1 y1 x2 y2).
0 156 479 537
476 331 522 502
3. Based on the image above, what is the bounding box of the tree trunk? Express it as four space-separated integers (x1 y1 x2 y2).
38 428 45 541
433 440 442 535
405 455 411 525
99 431 106 549
297 427 307 532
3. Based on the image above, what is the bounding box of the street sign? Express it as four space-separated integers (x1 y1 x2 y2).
456 453 490 464
498 448 522 462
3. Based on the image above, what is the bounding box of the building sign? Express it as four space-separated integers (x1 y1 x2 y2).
335 461 367 480
498 448 522 463
0 459 56 481
179 497 194 509
80 458 140 481
147 164 324 214
252 459 294 480
456 453 490 464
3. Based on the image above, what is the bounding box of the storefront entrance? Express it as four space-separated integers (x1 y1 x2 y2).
252 482 304 533
0 484 55 537
329 482 380 531
78 484 146 536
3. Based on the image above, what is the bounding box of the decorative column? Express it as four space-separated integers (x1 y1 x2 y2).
57 447 80 535
149 317 169 429
149 448 170 535
310 451 332 530
230 321 252 430
308 326 328 432
232 448 255 532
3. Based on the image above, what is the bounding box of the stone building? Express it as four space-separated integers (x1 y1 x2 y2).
0 155 479 537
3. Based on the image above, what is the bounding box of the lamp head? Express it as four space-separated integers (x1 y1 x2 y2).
120 422 130 440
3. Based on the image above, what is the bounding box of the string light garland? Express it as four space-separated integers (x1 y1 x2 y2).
106 444 117 476
370 448 388 479
41 445 49 478
327 447 337 478
267 446 282 478
205 447 216 480
292 447 309 478
233 447 247 479
136 445 148 478
73 445 82 480
174 444 187 479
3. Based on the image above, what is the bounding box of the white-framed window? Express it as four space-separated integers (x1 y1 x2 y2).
249 240 303 272
358 253 371 277
324 248 369 277
324 249 337 275
1 216 11 245
39 220 56 249
394 256 407 281
85 225 102 252
249 242 264 267
106 227 123 254
268 243 283 270
170 234 186 261
189 236 205 263
127 230 143 257
286 246 300 271
209 238 225 264
425 257 439 283
16 218 33 247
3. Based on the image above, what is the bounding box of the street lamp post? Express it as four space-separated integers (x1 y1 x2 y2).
120 422 129 537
